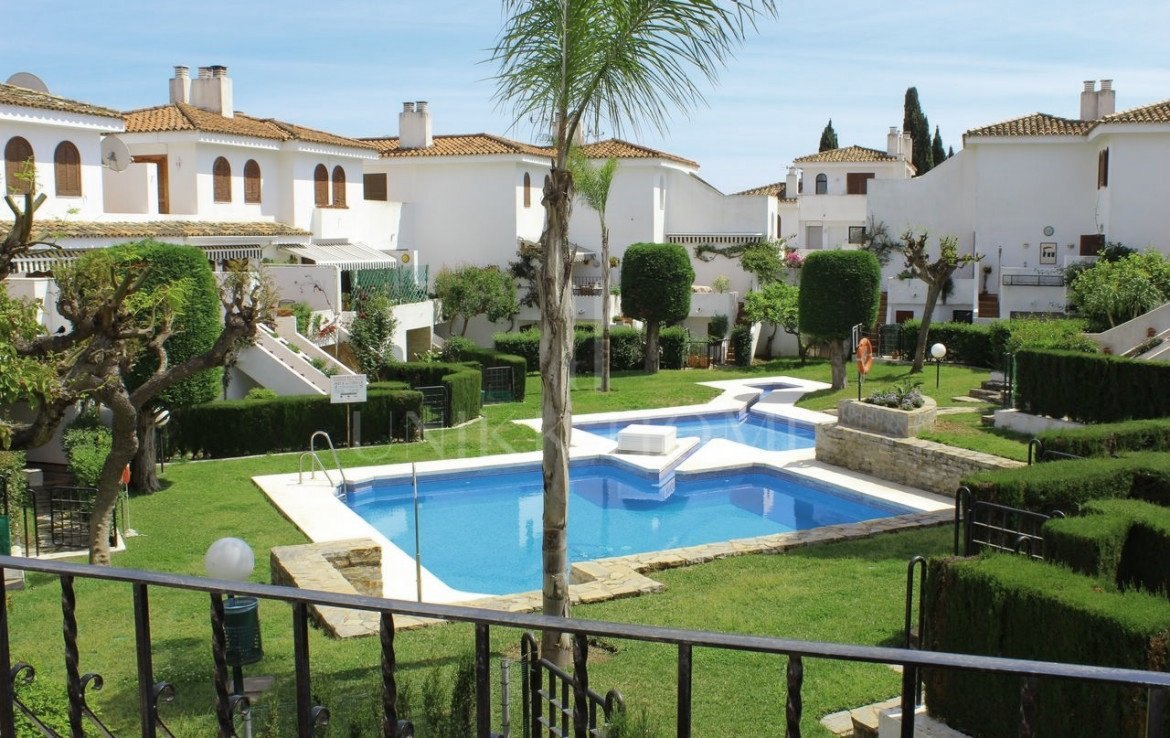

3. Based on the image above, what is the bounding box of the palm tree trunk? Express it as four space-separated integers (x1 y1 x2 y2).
600 226 611 392
538 166 574 667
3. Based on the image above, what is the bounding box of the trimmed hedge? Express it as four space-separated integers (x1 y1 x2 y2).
730 325 753 367
171 382 421 458
1037 418 1170 458
378 363 482 425
798 250 880 338
1044 499 1170 594
892 319 1098 368
897 320 996 368
453 346 527 402
495 327 646 375
1016 348 1170 423
493 332 541 372
925 554 1170 737
659 326 689 370
961 452 1170 513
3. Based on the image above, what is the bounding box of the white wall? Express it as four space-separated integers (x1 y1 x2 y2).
1096 129 1170 251
267 264 343 312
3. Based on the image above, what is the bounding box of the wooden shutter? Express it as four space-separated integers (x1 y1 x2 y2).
846 172 875 195
4 136 34 195
54 141 82 197
331 166 346 207
1079 234 1105 256
363 173 387 201
523 172 531 207
243 159 261 204
314 164 328 206
212 156 231 202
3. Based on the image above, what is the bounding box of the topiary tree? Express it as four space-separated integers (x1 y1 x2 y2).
621 243 694 373
798 250 880 388
126 241 222 492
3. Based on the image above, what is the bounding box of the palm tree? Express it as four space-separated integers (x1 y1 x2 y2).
568 148 618 390
491 0 777 664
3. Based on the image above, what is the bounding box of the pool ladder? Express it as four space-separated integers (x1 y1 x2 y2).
298 431 348 491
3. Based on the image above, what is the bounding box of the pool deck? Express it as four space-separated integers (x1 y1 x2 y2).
253 375 954 635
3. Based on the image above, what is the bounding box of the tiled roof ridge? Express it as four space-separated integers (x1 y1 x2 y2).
732 180 786 197
0 81 123 119
793 145 898 163
964 111 1093 138
1097 97 1170 125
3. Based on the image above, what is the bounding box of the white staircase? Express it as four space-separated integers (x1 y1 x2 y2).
233 321 355 397
1085 301 1170 360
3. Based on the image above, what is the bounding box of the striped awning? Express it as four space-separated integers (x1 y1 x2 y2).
203 246 263 262
279 242 397 271
12 245 263 274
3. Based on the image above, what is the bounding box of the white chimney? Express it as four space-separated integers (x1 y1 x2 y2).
785 166 799 199
170 66 190 104
901 132 913 162
1097 79 1116 117
189 65 233 117
1080 80 1099 121
887 126 900 157
399 100 433 149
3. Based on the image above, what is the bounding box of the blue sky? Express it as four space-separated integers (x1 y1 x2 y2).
3 1 1167 194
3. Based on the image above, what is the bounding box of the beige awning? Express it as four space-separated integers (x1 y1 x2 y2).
279 242 398 270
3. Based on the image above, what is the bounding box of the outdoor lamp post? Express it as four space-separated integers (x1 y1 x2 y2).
931 342 947 388
205 537 262 710
153 408 170 473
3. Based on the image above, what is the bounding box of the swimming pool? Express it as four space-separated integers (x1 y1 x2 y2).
344 460 913 595
574 410 816 452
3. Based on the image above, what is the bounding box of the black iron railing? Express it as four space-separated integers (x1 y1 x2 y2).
1 554 1168 738
954 486 1065 559
1027 438 1086 465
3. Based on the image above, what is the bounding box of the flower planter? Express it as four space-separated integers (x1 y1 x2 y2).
836 396 938 438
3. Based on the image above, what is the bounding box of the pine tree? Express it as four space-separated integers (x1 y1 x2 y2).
818 119 838 152
948 145 955 159
931 126 946 169
903 87 933 175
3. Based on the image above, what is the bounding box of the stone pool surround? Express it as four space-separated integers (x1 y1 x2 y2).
253 376 954 636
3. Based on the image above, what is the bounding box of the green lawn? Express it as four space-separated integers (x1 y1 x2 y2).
7 361 1004 735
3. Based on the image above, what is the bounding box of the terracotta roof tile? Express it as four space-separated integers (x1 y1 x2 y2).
365 134 697 167
964 113 1094 138
1099 98 1170 125
0 82 121 119
26 220 309 240
123 104 376 150
793 145 898 163
578 139 699 168
732 181 787 197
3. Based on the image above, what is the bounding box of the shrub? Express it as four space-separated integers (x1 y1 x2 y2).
496 328 644 376
989 317 1098 356
245 388 279 401
440 336 477 362
658 326 689 370
607 326 644 371
1015 349 1170 423
897 320 994 367
0 451 27 522
865 380 924 410
493 332 541 372
730 325 753 367
291 302 313 334
799 250 881 338
378 363 482 425
1043 499 1170 594
707 313 729 338
455 344 527 401
62 413 112 487
1037 418 1170 458
171 382 420 458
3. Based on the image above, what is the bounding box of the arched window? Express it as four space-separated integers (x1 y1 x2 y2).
523 172 531 208
212 156 231 202
314 164 329 206
243 159 261 204
54 141 82 197
4 136 34 195
331 165 346 207
815 173 828 195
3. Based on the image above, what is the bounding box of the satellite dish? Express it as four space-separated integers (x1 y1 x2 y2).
101 136 131 172
5 72 49 94
399 252 411 264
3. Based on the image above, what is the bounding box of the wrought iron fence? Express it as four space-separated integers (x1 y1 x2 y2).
954 486 1065 560
0 555 1168 738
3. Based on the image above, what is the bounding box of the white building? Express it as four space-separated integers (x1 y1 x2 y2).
869 80 1170 322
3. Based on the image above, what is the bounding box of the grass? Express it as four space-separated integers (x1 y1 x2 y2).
6 360 1007 735
919 410 1032 462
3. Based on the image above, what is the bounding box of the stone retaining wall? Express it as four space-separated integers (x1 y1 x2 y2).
816 423 1023 495
271 538 382 638
837 397 938 437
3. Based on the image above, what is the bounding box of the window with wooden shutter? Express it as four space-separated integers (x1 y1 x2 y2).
212 156 231 202
314 164 329 206
54 141 82 197
1097 148 1109 188
1080 234 1105 256
4 136 34 195
846 172 875 195
332 166 346 207
523 172 531 207
363 173 387 201
243 159 261 204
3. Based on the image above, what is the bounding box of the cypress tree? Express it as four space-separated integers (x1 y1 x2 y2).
818 119 839 152
903 87 933 174
931 126 946 169
948 145 955 159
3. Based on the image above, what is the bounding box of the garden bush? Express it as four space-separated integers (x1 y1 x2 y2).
62 413 112 487
897 320 995 367
988 317 1098 356
451 344 527 401
658 326 689 370
1037 418 1170 458
0 450 27 515
378 363 482 425
1015 349 1170 423
496 327 645 376
172 382 421 458
1043 499 1170 594
730 325 753 367
925 554 1170 737
960 452 1170 513
894 318 1098 368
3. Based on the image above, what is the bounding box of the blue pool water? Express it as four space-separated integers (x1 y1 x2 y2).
344 461 912 594
574 411 816 452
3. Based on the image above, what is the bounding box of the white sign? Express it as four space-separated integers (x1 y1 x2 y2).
330 374 368 404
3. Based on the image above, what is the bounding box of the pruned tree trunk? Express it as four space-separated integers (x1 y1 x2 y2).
765 325 778 358
131 411 161 493
911 280 944 373
828 338 847 389
538 166 574 667
90 384 138 565
643 322 661 373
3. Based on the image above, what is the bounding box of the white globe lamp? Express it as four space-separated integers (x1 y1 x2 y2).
930 343 947 388
204 537 255 582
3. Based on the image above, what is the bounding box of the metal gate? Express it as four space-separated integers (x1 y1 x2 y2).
27 486 117 555
954 486 1063 560
416 385 448 429
482 367 514 404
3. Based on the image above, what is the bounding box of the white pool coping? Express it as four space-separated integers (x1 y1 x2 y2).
253 375 952 605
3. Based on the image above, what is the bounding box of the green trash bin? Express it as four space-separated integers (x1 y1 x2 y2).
223 596 263 666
